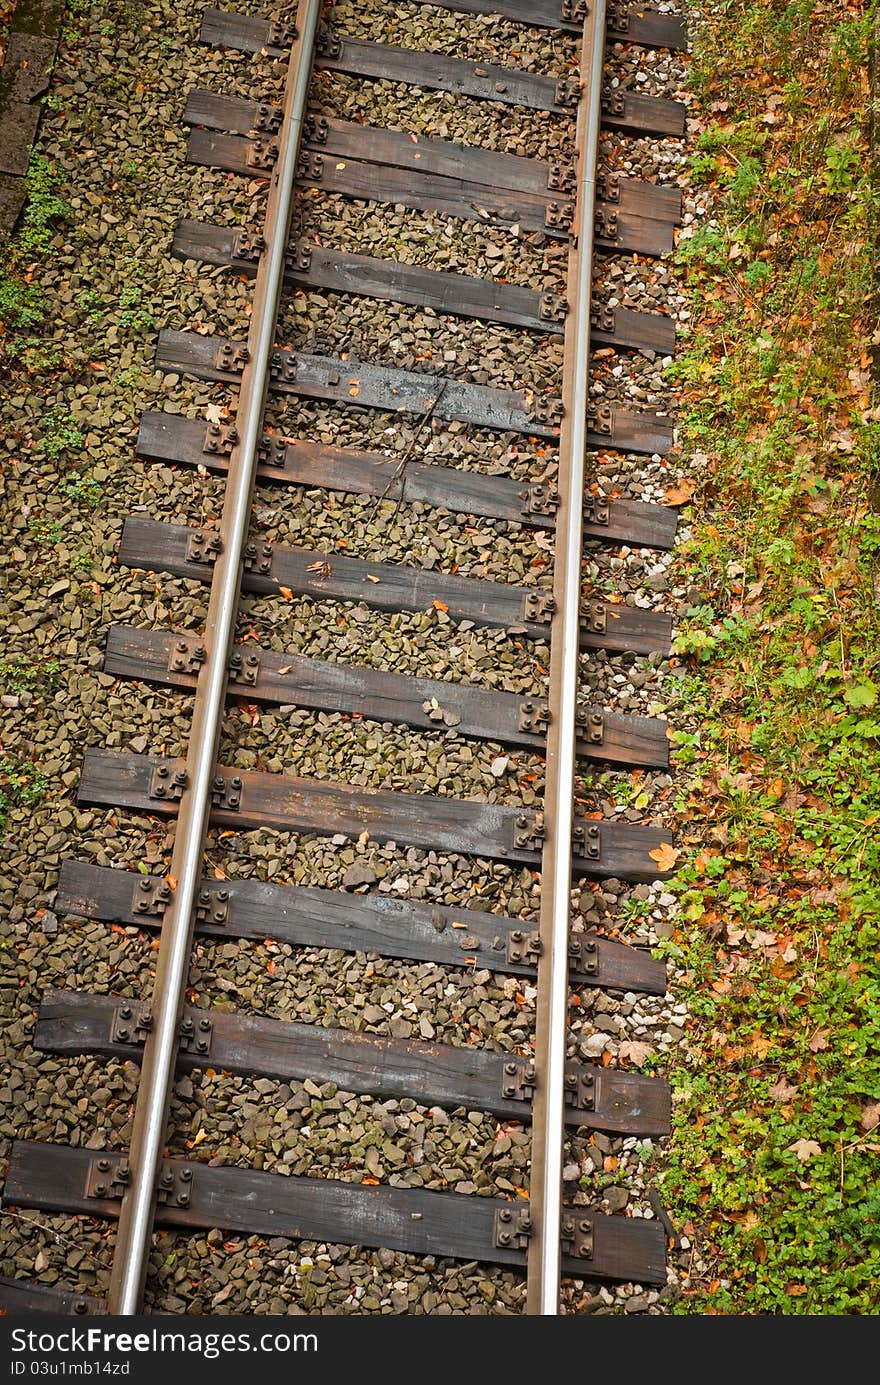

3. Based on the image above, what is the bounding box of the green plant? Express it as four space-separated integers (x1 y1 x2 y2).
64 474 101 508
41 410 84 461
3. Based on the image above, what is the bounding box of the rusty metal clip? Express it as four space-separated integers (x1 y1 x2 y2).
501 1057 537 1102
584 498 611 528
520 481 559 519
85 1153 131 1202
569 934 599 976
576 710 605 745
110 999 153 1048
233 225 266 262
242 539 274 574
518 698 550 734
587 403 613 436
580 601 607 634
513 812 544 853
228 649 261 688
269 349 298 384
215 340 250 374
304 115 329 146
131 874 173 918
507 930 542 966
547 160 576 193
597 172 620 204
178 1010 213 1057
590 301 616 334
291 240 313 272
522 590 556 624
252 103 282 136
554 78 581 109
149 763 188 802
316 25 342 58
168 638 207 677
564 1070 596 1112
494 1205 532 1250
156 1162 195 1208
562 0 591 19
203 422 239 456
539 291 568 325
267 19 298 48
186 529 222 565
211 773 243 811
195 885 229 927
257 435 286 469
544 200 572 233
601 88 627 118
560 1214 594 1260
572 822 602 862
594 206 620 241
246 137 279 171
297 151 324 181
531 395 564 426
607 3 630 33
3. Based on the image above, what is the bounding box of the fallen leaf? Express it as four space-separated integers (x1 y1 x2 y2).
278 665 292 675
366 574 380 583
618 1040 654 1065
665 479 695 505
787 1138 821 1163
648 841 679 872
808 1027 830 1053
769 1076 799 1102
860 1101 880 1132
433 599 449 612
278 586 293 600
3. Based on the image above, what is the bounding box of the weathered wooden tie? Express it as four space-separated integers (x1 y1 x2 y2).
172 222 677 357
119 516 674 656
56 860 667 995
138 410 678 548
186 125 677 256
37 989 671 1136
77 749 673 882
5 1141 667 1284
200 4 687 57
105 623 671 770
155 330 675 455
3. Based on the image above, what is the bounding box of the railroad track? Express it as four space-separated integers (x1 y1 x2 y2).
1 0 687 1316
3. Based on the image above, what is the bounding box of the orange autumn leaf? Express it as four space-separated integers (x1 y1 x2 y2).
649 841 679 872
278 586 293 600
433 600 449 612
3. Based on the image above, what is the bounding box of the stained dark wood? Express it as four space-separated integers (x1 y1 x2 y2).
0 1276 106 1316
137 412 679 549
602 88 685 139
187 126 569 239
104 623 671 770
119 516 675 657
171 223 677 356
77 749 673 882
37 989 671 1136
5 1141 667 1283
156 330 675 455
199 4 687 53
185 128 677 258
405 0 686 49
56 861 668 995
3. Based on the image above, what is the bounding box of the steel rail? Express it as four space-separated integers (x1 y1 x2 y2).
527 0 607 1316
106 0 323 1315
